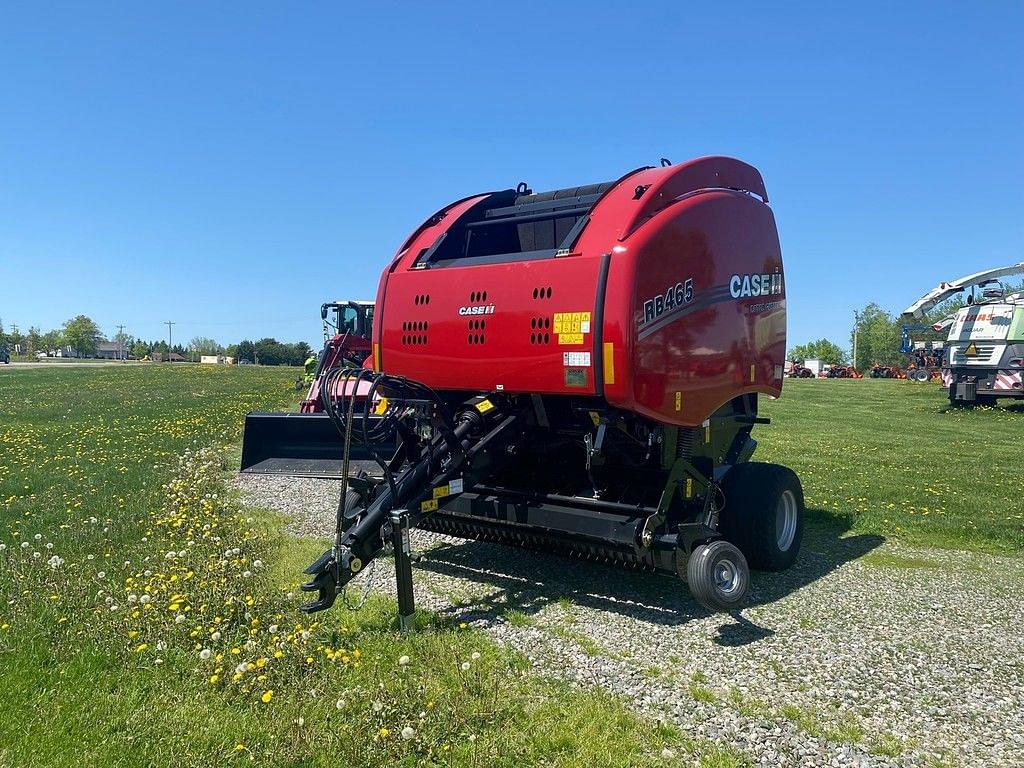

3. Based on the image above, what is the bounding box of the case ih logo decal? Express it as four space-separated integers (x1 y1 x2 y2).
729 271 784 299
643 278 694 325
458 304 495 316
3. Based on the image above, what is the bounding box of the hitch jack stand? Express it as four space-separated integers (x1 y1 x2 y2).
390 509 416 632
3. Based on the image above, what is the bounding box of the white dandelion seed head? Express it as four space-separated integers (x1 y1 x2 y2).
139 595 152 605
97 571 106 579
156 641 167 651
398 655 410 666
372 701 383 713
211 631 222 641
401 726 415 741
461 661 471 671
660 748 675 760
165 551 176 560
34 534 42 541
471 652 480 661
175 614 187 624
242 570 252 578
335 699 345 710
200 648 212 660
268 624 279 634
45 543 54 550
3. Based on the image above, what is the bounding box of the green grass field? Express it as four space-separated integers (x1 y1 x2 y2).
759 379 1023 553
0 367 1019 767
0 366 734 768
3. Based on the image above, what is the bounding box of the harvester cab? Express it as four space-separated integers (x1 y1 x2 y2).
243 156 806 622
903 262 1024 406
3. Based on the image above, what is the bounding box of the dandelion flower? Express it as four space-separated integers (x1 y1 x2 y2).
234 744 245 753
260 690 273 704
379 728 389 738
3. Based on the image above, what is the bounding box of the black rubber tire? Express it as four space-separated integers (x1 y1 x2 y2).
719 462 805 572
686 540 749 612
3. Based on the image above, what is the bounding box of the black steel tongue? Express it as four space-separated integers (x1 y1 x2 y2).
300 549 339 613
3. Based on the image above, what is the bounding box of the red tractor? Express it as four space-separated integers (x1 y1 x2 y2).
242 156 804 621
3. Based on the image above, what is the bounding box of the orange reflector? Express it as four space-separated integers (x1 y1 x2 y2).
602 342 615 385
372 343 381 371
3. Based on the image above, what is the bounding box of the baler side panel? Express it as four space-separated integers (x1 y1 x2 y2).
379 257 603 395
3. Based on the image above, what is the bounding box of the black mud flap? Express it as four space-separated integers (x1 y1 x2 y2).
240 412 392 478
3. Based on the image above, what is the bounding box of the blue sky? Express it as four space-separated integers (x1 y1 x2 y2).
1 2 1021 349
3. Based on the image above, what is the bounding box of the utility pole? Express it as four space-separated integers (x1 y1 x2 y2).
116 324 126 361
852 310 860 370
164 321 175 363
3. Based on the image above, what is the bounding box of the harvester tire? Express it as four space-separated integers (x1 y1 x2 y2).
687 540 749 612
719 463 804 572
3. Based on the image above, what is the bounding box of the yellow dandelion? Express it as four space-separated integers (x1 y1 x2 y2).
261 690 273 703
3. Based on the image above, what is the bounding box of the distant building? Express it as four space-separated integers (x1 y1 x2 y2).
95 341 127 360
200 355 236 365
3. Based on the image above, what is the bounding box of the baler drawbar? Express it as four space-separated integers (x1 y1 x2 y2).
242 156 806 621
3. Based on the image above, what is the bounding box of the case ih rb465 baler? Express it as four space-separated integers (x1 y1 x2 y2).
242 156 804 623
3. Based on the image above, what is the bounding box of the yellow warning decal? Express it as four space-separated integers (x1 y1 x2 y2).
553 312 591 345
685 477 693 499
750 364 756 382
674 391 682 411
964 342 978 357
475 399 494 414
588 411 601 426
420 499 439 513
432 484 450 500
602 342 615 385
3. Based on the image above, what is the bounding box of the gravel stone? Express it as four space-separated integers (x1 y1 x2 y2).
236 473 1024 767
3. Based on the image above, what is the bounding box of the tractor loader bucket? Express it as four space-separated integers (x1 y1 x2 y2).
240 412 392 479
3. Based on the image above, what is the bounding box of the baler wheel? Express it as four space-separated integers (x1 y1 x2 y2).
686 540 749 612
719 463 804 572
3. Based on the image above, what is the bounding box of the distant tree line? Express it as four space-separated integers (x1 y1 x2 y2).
0 314 311 365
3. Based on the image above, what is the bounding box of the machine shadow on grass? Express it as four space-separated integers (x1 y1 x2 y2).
412 509 883 638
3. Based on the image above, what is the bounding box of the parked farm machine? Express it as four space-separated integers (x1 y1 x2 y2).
903 262 1024 406
241 157 805 623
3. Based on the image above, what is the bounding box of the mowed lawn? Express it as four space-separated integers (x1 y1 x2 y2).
759 378 1023 554
0 365 729 768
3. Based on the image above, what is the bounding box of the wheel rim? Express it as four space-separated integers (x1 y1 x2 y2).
776 490 798 551
713 558 742 596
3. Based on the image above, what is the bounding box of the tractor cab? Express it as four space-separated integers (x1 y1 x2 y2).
322 301 374 343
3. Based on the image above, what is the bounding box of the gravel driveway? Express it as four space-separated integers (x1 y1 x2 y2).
236 474 1024 768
